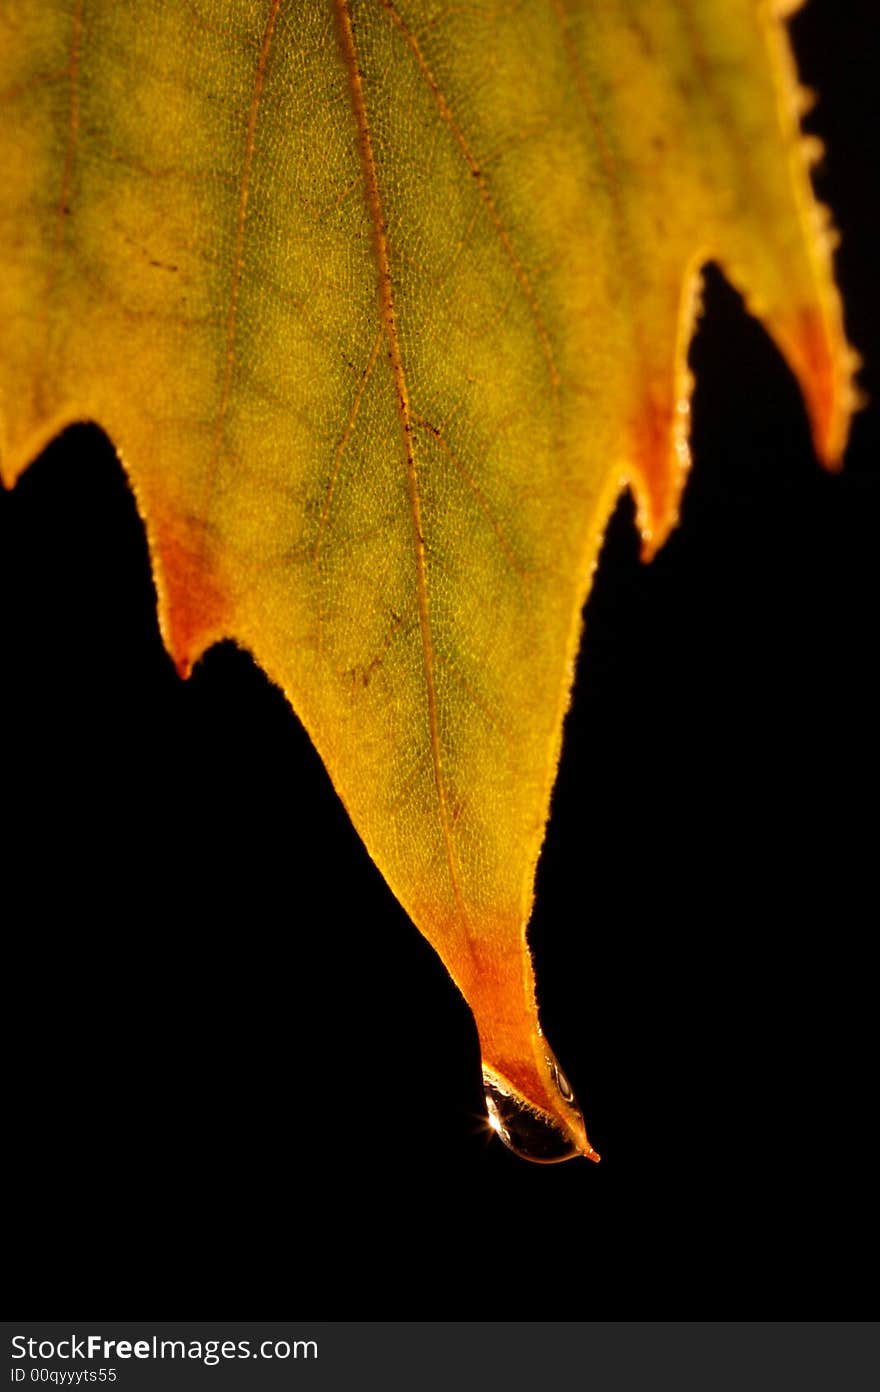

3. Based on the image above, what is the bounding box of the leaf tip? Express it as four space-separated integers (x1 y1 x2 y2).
630 378 696 564
628 266 704 562
779 301 861 471
482 1057 597 1165
147 509 231 677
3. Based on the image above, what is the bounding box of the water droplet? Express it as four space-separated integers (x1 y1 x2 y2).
549 1057 575 1104
482 1047 596 1164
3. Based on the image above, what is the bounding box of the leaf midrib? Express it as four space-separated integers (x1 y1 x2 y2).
334 0 467 925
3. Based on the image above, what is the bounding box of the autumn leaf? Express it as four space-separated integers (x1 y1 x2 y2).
0 0 856 1161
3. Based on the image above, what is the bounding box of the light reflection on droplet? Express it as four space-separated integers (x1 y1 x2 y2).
550 1057 575 1104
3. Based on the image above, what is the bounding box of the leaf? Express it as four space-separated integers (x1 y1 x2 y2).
0 0 856 1161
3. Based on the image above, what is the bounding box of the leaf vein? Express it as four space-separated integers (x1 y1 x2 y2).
413 414 529 588
206 0 282 502
335 0 468 926
313 323 385 572
45 0 83 304
377 0 561 409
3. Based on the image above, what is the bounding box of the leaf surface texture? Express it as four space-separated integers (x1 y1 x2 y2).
0 0 855 1155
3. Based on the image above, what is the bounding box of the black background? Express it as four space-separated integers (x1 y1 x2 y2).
3 2 877 1317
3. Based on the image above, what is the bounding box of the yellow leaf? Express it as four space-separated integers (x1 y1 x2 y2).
0 0 856 1161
